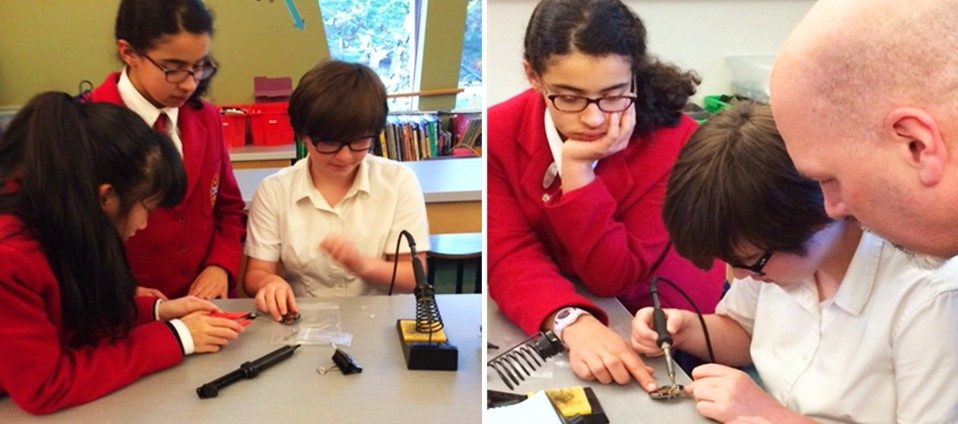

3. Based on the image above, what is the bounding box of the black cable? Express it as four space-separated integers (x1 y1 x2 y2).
649 276 716 364
388 230 418 296
388 232 403 296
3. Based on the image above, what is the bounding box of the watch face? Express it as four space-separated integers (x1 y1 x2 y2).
556 308 572 319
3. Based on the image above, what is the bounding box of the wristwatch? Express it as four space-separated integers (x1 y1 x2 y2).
551 307 591 343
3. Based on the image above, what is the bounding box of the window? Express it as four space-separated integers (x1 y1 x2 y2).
319 0 418 110
455 0 482 110
320 0 481 111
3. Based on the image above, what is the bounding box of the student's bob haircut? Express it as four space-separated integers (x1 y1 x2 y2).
663 101 833 269
288 60 388 145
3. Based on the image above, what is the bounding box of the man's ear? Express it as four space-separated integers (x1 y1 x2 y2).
884 107 947 186
117 39 137 67
523 60 542 92
98 184 120 217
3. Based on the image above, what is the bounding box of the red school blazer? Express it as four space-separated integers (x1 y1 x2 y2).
0 215 182 415
90 72 246 298
488 89 726 335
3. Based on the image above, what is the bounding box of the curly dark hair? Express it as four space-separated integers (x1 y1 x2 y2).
524 0 699 135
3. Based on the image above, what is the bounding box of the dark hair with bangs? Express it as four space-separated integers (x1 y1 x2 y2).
0 92 185 346
524 0 700 135
289 60 389 143
115 0 215 110
662 101 833 269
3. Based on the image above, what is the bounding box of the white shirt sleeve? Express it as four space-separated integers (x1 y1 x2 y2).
714 277 761 336
891 285 958 423
385 166 431 254
168 319 195 355
245 178 283 262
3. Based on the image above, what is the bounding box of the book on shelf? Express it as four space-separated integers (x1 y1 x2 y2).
370 111 481 162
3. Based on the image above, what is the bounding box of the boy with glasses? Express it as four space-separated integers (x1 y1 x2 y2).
244 60 430 320
631 101 958 423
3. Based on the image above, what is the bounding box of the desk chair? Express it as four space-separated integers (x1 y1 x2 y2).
427 233 482 294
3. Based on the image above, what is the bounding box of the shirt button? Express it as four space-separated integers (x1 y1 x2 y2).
181 271 190 278
542 193 551 203
179 244 188 252
177 215 187 224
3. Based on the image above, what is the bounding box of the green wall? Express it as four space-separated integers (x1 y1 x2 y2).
0 0 468 109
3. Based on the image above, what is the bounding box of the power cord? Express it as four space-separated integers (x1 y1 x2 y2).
649 275 716 364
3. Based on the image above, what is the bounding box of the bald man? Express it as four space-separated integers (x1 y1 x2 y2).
771 0 958 260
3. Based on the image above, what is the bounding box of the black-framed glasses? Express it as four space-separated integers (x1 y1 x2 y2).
138 50 217 83
728 250 774 276
307 135 375 154
545 93 638 113
542 77 637 113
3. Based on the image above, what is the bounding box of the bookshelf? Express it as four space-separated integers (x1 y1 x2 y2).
374 110 482 162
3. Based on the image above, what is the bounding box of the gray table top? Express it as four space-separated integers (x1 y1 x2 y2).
234 157 482 204
487 297 711 423
0 295 482 423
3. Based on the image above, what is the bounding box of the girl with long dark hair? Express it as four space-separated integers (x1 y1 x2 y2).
0 92 244 415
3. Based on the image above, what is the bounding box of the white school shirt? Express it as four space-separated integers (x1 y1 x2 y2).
717 231 958 423
245 155 430 297
117 68 183 155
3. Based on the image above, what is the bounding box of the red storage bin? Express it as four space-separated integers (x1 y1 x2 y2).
249 102 294 146
219 106 248 149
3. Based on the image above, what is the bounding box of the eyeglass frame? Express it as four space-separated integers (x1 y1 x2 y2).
306 135 377 154
728 249 774 276
541 76 638 113
136 50 217 83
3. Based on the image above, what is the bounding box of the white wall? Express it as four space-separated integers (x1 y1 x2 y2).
486 0 816 106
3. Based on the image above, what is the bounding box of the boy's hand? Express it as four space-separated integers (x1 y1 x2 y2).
630 307 687 356
320 235 371 277
253 277 299 322
686 364 806 423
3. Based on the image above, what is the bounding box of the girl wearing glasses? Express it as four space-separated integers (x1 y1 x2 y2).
488 0 725 389
632 101 958 423
243 60 429 320
0 93 245 415
86 0 246 300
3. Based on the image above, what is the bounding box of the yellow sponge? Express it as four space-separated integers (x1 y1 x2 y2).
544 386 592 417
397 319 448 343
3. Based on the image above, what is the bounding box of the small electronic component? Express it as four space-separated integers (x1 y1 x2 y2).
650 384 684 400
281 312 301 325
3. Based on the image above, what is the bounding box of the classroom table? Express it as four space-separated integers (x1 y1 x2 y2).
487 298 711 423
0 295 482 423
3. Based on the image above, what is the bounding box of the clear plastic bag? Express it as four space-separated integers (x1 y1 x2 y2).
270 302 353 346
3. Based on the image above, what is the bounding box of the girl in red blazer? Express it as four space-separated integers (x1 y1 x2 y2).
88 0 246 299
0 93 244 415
488 0 726 391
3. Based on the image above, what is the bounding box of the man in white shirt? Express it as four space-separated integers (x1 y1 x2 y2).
772 0 958 260
244 60 430 321
631 102 958 423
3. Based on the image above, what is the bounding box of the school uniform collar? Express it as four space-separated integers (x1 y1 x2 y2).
117 68 179 134
831 231 882 316
293 157 371 210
